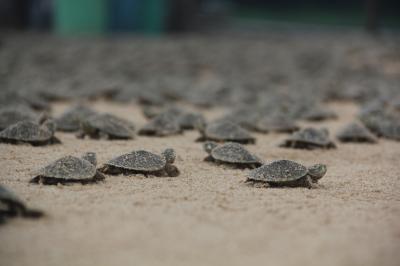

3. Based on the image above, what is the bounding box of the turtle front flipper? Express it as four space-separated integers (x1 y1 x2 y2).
165 164 180 177
76 131 86 139
22 208 44 218
50 136 62 145
93 171 106 182
302 176 317 189
98 165 113 175
203 155 214 162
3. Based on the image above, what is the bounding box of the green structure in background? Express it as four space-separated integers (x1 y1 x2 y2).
53 0 168 35
54 0 108 35
139 0 167 34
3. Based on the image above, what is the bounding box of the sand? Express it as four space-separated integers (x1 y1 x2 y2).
0 101 399 266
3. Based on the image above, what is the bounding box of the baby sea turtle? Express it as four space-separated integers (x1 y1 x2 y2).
360 111 400 141
30 152 105 185
197 120 255 144
78 113 134 140
138 111 182 137
247 160 327 188
142 106 206 131
255 114 299 133
302 105 337 121
0 105 38 130
0 185 44 224
219 107 260 131
0 119 60 146
280 127 336 149
203 142 262 169
142 105 163 119
55 105 97 132
337 122 377 143
99 149 180 177
178 112 206 130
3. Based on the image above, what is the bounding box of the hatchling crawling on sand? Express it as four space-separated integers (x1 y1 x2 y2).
280 127 336 149
143 106 206 131
100 149 180 177
336 122 377 143
30 152 105 185
196 120 255 144
255 114 299 133
138 110 182 137
77 113 135 140
247 160 327 188
0 185 44 224
55 104 97 132
0 118 60 146
203 142 262 169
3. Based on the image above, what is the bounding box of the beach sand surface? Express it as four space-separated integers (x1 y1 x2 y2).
0 101 399 266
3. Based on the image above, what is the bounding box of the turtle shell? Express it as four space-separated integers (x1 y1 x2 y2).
85 113 134 139
337 122 377 143
139 112 182 136
106 150 166 172
248 160 308 183
219 107 260 130
211 142 260 164
302 106 337 121
203 121 254 143
0 121 53 143
36 156 97 180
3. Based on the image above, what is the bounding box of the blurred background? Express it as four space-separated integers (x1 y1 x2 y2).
0 0 399 35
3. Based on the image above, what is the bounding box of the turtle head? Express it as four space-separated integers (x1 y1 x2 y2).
38 112 49 124
82 152 97 166
42 119 56 135
37 113 56 134
320 128 330 137
203 141 218 154
194 119 206 133
308 164 327 182
162 148 176 164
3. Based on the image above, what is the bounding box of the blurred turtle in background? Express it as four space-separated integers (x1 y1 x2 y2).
0 185 44 224
77 113 135 140
280 128 336 149
196 120 255 144
203 141 262 169
0 115 60 146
